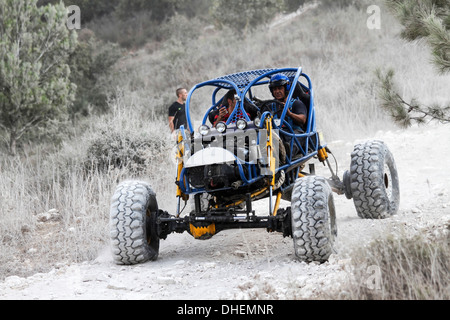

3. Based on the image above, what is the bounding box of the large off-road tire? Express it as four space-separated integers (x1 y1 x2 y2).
349 140 400 219
290 176 337 263
110 180 160 265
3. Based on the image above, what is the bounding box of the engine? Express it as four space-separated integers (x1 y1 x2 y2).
186 164 242 191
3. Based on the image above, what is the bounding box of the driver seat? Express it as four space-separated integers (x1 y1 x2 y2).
292 82 310 111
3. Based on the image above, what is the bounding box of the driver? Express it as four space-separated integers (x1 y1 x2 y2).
268 74 308 157
268 74 307 131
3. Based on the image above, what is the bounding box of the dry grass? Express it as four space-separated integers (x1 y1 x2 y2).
0 155 113 278
334 222 450 300
0 92 176 280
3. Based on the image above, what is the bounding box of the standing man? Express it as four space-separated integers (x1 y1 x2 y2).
168 88 188 132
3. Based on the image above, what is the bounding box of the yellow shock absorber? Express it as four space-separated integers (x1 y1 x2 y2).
318 147 329 163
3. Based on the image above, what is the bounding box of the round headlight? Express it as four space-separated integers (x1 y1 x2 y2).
199 125 210 136
236 119 248 130
254 117 261 128
215 121 227 133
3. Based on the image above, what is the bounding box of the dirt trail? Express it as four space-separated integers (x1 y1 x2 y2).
1 124 449 300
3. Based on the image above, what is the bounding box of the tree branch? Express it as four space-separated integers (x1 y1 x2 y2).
376 68 450 127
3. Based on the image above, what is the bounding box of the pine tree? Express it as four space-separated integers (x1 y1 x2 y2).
377 0 450 127
0 0 77 155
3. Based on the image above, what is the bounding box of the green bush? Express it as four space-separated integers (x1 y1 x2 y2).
283 0 308 11
84 128 169 175
319 0 372 10
68 30 122 118
210 0 284 33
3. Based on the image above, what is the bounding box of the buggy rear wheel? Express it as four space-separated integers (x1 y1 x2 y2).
290 176 337 263
348 140 400 219
110 181 160 265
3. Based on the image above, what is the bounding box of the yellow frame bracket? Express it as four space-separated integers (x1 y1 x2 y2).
176 132 188 201
265 117 276 187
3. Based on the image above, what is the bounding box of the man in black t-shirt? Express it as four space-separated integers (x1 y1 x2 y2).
268 74 307 131
168 88 188 132
269 74 308 157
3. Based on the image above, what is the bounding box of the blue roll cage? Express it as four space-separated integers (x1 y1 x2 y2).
180 67 322 195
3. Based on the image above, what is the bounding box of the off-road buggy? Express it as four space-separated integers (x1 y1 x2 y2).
110 67 400 265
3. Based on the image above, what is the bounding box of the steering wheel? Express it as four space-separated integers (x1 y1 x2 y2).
259 100 285 118
258 100 287 128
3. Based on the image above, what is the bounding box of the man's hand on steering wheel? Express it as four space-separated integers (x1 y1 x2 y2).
259 100 286 118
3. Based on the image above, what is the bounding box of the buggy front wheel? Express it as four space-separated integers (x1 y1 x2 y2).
110 181 160 265
290 176 337 263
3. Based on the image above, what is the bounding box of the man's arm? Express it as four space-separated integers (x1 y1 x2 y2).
286 109 306 126
168 116 175 132
287 100 307 126
168 103 177 132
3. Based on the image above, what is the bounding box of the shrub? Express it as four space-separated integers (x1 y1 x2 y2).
81 90 175 177
68 30 122 118
210 0 284 34
319 0 370 10
84 129 168 174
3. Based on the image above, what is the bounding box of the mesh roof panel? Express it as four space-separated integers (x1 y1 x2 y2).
214 69 298 89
